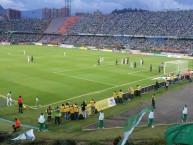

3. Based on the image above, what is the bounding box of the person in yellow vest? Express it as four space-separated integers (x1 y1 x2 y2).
46 106 52 122
73 103 79 120
171 74 174 84
136 85 141 97
60 104 65 118
70 105 75 120
113 91 118 103
128 87 134 100
64 102 70 120
118 89 123 103
90 99 96 115
152 94 156 109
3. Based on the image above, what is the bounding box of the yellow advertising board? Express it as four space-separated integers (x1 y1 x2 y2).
79 98 116 116
95 97 116 111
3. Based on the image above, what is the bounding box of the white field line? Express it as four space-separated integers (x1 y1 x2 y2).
3 53 162 109
37 74 162 109
53 71 117 87
57 64 115 73
55 63 157 74
127 67 160 74
28 67 162 109
7 52 20 56
0 95 34 109
129 73 147 78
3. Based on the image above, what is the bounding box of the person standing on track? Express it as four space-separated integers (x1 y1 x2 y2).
148 109 154 128
152 94 156 109
182 104 188 122
38 113 46 131
98 110 104 129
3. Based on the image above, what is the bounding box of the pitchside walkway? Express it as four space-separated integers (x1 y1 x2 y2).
84 83 193 130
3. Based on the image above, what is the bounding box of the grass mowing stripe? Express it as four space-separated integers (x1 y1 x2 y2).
53 71 117 87
37 74 162 109
57 63 115 72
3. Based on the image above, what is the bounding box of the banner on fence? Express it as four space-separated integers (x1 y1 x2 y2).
95 97 116 111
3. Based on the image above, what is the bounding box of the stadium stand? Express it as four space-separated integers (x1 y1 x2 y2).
1 10 193 52
44 18 66 34
0 33 12 42
58 16 80 34
0 19 50 33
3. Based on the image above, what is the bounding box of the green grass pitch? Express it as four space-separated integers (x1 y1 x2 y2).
0 45 191 108
1 45 193 143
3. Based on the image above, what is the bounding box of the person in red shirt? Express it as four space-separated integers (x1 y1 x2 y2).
18 96 23 113
186 69 192 82
12 118 21 132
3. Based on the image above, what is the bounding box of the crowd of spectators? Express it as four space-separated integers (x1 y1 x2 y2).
1 10 193 51
0 33 11 42
0 19 50 33
69 10 193 38
11 33 43 43
37 34 193 53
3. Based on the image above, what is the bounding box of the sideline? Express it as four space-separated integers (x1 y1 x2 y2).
82 82 193 131
0 72 162 110
0 117 39 130
0 95 34 109
37 74 162 109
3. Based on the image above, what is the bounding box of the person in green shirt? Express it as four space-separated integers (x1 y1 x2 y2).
54 106 61 125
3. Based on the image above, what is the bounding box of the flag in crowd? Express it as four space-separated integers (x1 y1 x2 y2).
12 129 35 141
165 123 193 145
118 105 152 145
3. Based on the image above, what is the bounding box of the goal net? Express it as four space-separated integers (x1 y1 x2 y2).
164 60 188 75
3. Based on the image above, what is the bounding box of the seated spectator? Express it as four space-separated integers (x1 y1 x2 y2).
12 118 21 132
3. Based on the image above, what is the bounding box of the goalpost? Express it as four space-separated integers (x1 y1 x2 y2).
164 60 188 75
